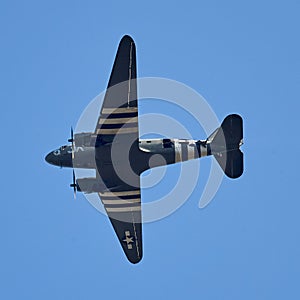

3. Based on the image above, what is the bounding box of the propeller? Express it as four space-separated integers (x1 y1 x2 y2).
70 169 77 199
68 127 75 160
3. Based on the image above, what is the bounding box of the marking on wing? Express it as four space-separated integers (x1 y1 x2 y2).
101 107 138 114
100 190 140 197
97 107 138 135
102 199 141 205
99 116 138 124
96 127 138 135
123 230 134 250
98 190 141 213
99 188 142 258
106 206 141 213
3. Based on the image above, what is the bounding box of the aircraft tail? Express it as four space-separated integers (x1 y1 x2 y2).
208 114 244 178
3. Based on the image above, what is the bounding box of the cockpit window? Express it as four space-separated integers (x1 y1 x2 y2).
60 145 67 150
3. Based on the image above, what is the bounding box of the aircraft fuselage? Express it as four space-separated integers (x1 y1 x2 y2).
45 133 211 171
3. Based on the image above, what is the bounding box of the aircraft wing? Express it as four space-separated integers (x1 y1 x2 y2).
94 34 138 142
97 188 142 264
94 35 144 264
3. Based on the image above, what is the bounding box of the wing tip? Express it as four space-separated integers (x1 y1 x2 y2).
125 246 143 264
120 34 135 44
127 255 143 264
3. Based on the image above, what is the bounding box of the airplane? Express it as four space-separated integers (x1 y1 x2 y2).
45 35 244 264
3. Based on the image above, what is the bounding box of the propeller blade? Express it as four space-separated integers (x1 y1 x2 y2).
68 126 74 142
70 169 77 200
71 127 75 160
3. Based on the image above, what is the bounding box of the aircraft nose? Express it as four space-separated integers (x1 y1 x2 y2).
45 151 60 166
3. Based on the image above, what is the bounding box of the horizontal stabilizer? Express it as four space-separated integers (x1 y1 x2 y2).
209 114 243 179
214 149 243 179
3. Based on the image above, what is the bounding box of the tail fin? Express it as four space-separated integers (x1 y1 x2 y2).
208 114 243 179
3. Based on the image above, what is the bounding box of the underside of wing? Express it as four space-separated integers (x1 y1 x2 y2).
98 187 142 264
94 35 147 264
94 35 138 144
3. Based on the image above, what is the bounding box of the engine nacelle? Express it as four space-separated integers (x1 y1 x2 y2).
76 177 105 193
74 132 97 147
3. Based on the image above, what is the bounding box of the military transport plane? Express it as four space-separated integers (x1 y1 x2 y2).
45 35 244 264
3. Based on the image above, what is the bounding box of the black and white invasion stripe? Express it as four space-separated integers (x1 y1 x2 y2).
96 107 138 135
174 139 210 162
99 190 141 213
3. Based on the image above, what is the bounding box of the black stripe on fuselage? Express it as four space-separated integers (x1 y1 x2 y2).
206 143 212 156
196 141 201 157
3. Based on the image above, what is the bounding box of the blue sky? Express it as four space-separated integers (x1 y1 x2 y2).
1 0 299 299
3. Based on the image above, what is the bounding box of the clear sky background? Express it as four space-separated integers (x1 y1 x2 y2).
1 1 299 299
